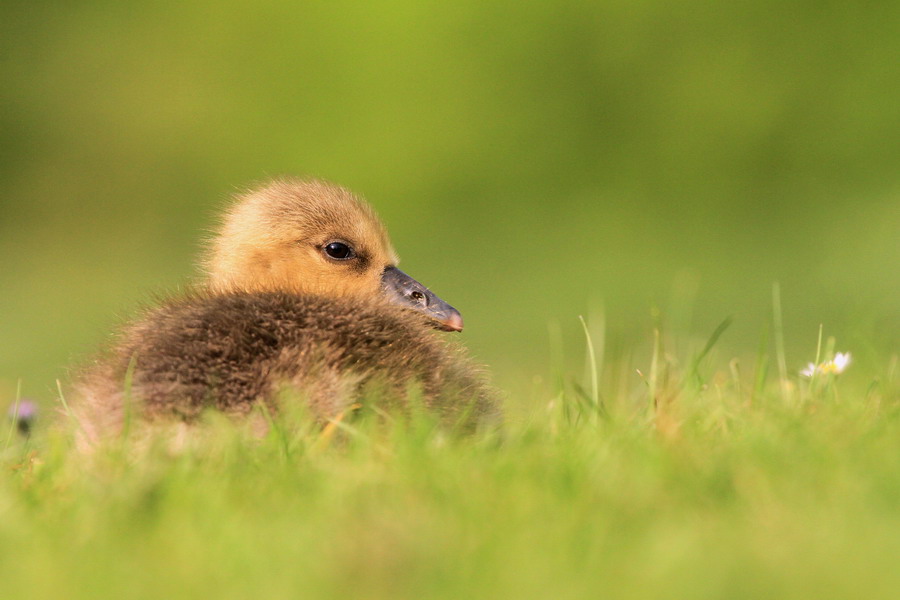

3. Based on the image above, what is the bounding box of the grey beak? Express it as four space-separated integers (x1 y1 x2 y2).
380 266 464 332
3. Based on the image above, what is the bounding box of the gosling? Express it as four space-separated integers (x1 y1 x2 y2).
72 179 497 444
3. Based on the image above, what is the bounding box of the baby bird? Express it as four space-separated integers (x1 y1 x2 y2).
73 179 497 444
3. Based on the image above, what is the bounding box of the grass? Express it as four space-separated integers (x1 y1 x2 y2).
2 317 899 600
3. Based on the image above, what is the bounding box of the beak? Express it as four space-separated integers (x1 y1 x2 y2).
380 266 464 332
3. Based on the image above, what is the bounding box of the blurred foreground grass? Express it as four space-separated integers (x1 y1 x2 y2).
2 319 898 600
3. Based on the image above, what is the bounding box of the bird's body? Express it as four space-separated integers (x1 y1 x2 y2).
71 179 497 444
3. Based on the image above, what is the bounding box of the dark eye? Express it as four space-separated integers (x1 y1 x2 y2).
324 241 355 260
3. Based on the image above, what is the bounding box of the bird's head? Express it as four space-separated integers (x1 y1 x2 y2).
204 179 463 332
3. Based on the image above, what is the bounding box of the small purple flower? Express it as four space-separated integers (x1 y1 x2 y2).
7 400 38 436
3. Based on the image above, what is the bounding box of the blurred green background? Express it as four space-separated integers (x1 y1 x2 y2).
1 1 898 404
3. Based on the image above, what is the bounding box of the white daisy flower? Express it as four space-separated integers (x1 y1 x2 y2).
800 352 852 377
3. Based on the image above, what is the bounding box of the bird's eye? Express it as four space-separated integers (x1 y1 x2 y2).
323 241 355 260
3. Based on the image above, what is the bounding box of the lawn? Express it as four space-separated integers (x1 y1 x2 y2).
3 316 898 600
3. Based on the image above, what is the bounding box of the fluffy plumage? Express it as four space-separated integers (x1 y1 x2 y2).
72 179 497 444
